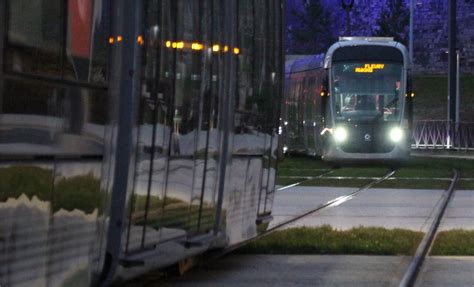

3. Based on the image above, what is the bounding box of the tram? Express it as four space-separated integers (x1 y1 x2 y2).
283 37 414 164
0 0 283 285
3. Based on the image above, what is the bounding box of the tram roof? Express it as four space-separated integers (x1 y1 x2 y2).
285 54 325 74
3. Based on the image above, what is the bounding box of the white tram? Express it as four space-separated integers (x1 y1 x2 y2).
283 37 414 164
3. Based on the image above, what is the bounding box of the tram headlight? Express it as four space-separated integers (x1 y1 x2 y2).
333 127 347 143
389 127 404 143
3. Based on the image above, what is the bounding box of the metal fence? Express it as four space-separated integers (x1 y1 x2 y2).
411 120 474 150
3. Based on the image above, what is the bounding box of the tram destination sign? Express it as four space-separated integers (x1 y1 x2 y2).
355 64 385 73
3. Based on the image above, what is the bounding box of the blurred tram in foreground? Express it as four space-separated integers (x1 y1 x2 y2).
0 0 283 285
283 37 414 164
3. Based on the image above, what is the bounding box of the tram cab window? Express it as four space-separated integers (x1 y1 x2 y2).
331 62 403 122
354 95 376 111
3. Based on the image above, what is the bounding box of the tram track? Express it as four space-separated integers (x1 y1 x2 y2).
224 168 397 254
276 169 334 191
127 166 461 285
123 167 399 283
398 169 459 287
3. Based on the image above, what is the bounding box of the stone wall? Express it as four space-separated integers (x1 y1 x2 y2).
412 0 474 74
289 0 474 74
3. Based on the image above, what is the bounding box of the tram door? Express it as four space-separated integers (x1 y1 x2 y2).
164 0 220 238
126 0 220 253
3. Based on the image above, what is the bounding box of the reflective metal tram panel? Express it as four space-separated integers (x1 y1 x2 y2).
0 0 109 286
0 0 283 285
124 0 283 255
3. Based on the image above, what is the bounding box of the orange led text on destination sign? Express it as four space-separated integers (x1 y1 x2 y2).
354 64 385 73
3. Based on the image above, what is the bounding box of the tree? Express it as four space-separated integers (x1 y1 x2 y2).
286 0 334 54
373 0 409 44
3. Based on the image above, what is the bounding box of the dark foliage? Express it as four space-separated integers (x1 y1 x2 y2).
373 0 409 44
286 0 334 54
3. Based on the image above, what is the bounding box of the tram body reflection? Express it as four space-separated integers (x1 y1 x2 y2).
0 0 283 285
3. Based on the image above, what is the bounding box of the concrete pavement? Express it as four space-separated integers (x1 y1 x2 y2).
164 255 411 287
154 255 474 287
440 190 474 231
270 186 452 231
415 257 474 287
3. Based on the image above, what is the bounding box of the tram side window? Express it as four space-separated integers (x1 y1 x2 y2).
6 0 62 76
236 0 280 136
236 0 256 133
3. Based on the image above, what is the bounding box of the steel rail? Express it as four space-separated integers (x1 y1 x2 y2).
399 169 459 287
223 169 396 254
276 169 334 191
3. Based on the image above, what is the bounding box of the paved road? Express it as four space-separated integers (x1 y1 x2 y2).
134 254 474 286
440 190 474 231
416 256 474 287
164 255 411 287
271 186 444 231
270 186 474 231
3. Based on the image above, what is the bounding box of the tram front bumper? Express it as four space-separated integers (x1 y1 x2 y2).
322 144 410 164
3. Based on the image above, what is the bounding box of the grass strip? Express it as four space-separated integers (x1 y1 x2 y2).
456 180 474 190
278 156 330 170
431 229 474 256
328 167 390 178
236 226 423 255
395 167 452 179
403 157 474 178
278 168 329 177
300 178 372 187
277 156 474 189
413 76 474 122
375 179 451 190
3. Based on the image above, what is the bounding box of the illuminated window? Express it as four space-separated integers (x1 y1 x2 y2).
212 44 220 52
233 47 240 55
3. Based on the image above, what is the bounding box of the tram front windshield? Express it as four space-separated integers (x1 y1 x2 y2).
331 62 403 123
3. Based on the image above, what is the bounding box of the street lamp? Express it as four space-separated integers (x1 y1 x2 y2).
341 0 354 36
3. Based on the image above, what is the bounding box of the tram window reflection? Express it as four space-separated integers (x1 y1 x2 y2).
5 0 62 76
